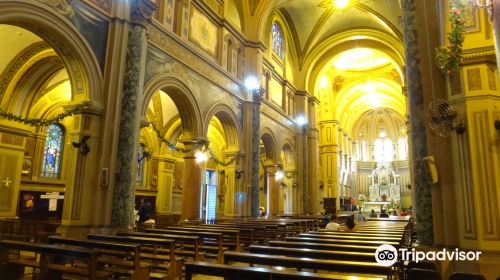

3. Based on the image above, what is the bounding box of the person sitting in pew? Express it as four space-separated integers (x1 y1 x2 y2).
325 214 340 231
400 208 409 216
342 216 357 232
369 209 377 218
379 210 389 218
356 210 367 223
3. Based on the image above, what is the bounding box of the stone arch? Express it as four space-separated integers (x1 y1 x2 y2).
203 103 242 150
280 141 295 169
142 74 203 140
0 1 103 105
260 128 279 162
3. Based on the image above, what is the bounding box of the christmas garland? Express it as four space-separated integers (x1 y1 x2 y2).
436 1 466 75
150 122 240 167
0 101 92 126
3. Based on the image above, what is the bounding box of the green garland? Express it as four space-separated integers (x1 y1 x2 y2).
436 1 465 75
0 101 92 126
150 122 240 167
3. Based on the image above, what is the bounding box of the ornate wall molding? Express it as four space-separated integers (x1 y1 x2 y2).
35 0 74 17
83 0 111 14
0 42 52 98
148 24 245 100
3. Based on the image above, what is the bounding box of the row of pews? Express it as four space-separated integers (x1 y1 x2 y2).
183 218 411 280
0 217 411 279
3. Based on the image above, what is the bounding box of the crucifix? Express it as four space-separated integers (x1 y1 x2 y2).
2 177 11 188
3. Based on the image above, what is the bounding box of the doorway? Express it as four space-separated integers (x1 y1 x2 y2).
205 170 217 222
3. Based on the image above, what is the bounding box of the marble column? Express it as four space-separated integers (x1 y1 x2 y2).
181 141 205 221
402 0 434 245
111 0 157 227
250 88 264 217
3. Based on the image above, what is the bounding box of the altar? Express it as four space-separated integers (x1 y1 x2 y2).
362 163 401 212
363 201 391 213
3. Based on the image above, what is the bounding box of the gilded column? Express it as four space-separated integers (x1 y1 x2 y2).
111 0 157 227
402 0 434 245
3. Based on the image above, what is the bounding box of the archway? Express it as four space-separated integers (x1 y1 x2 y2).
0 12 102 224
141 75 203 221
279 143 295 214
204 105 242 219
259 130 279 217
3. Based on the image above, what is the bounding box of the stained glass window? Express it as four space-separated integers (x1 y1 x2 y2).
41 124 64 178
136 143 145 184
271 22 285 60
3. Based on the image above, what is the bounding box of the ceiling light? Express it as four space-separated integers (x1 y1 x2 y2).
334 0 350 9
195 151 207 163
319 76 329 89
379 131 386 138
244 76 259 90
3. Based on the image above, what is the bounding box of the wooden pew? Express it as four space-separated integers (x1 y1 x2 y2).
286 236 400 247
298 233 402 243
249 245 375 262
0 240 112 279
310 230 403 238
169 225 245 249
0 239 44 279
195 224 258 245
48 236 150 280
146 228 226 262
117 231 204 261
185 261 385 280
269 240 379 253
224 252 394 279
87 234 179 280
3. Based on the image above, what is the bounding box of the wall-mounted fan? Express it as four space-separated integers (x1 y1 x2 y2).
427 99 465 137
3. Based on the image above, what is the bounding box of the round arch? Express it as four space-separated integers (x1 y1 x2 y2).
0 1 103 105
280 142 295 169
142 74 203 140
203 103 242 150
304 30 404 94
260 128 279 162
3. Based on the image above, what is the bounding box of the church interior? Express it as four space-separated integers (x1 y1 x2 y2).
0 0 499 279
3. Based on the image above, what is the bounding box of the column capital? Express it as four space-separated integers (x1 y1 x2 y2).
264 163 282 174
251 87 265 103
129 0 158 26
62 102 104 117
308 95 320 105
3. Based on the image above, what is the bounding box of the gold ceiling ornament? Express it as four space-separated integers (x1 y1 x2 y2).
319 0 360 11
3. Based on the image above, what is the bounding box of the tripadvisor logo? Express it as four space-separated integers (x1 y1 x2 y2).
375 244 482 266
375 244 398 266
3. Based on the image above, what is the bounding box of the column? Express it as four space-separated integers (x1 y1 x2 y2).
319 120 340 210
223 150 244 216
295 91 309 214
265 164 280 217
60 106 103 228
249 88 264 217
308 96 320 214
111 0 158 227
402 0 434 245
181 141 205 221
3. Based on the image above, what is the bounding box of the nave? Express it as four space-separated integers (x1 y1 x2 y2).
1 0 500 279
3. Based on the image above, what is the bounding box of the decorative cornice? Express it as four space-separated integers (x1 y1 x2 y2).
36 0 74 17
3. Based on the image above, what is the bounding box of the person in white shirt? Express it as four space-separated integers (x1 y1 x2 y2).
326 214 340 231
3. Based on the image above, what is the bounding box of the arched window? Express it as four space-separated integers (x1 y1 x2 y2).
41 124 64 178
136 143 145 184
271 22 285 60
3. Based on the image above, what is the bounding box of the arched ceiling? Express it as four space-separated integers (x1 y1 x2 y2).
277 0 402 57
